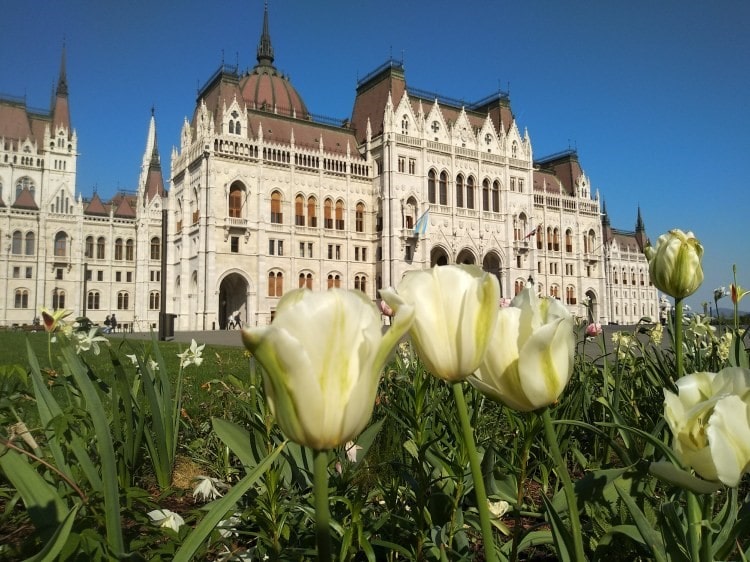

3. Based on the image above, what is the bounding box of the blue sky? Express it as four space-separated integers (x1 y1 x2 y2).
2 0 748 312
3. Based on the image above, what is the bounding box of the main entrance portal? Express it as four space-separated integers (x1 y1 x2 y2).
219 273 249 329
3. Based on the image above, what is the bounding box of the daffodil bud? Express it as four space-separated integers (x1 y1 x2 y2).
242 288 414 451
380 264 500 382
470 283 575 412
663 367 750 487
644 229 704 299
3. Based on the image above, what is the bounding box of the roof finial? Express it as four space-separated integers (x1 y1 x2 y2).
257 1 274 66
635 204 645 232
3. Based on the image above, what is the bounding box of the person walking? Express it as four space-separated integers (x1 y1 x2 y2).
110 313 118 333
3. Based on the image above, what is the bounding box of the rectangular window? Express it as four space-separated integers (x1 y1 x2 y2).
327 244 333 260
231 236 239 253
335 245 341 260
299 242 305 257
277 240 283 256
150 270 161 282
405 245 412 261
127 272 132 282
97 270 104 281
12 267 20 278
25 267 32 279
398 156 405 173
308 242 313 258
116 271 122 282
85 269 92 281
408 158 416 175
56 268 63 280
355 247 360 261
518 179 524 193
362 248 367 261
516 255 522 268
269 240 275 255
510 178 516 192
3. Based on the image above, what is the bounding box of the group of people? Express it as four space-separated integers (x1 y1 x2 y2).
226 311 242 330
102 314 118 334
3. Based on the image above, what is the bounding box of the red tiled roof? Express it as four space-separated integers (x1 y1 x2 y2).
11 187 38 210
351 64 406 144
84 193 108 216
113 195 136 218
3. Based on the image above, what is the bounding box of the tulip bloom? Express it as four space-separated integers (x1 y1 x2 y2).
242 288 414 450
470 284 575 412
39 307 72 333
644 229 704 299
380 265 499 382
585 322 602 338
664 367 750 487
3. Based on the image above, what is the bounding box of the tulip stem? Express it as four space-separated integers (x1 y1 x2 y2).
541 407 586 562
313 449 332 561
674 297 684 379
452 382 497 562
686 490 703 562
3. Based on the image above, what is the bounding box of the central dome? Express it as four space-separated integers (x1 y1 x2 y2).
239 5 308 120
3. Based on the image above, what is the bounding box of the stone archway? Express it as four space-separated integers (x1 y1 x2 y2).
585 289 598 323
430 246 449 267
482 252 503 297
219 273 249 329
456 248 476 265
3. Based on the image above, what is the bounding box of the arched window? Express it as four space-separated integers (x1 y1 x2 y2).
235 122 241 135
355 203 365 233
87 290 100 310
96 236 105 259
54 232 68 257
324 198 333 229
270 191 283 224
298 272 313 289
439 172 448 206
85 236 94 258
268 271 284 297
25 232 35 256
11 231 22 254
327 274 341 289
546 227 553 251
52 289 66 310
117 291 129 310
428 169 436 204
354 275 367 293
229 183 244 218
565 286 576 305
466 176 475 209
456 174 464 208
228 121 234 134
482 179 490 211
401 114 409 135
550 285 559 299
514 279 525 296
14 289 29 309
565 229 573 253
536 227 543 250
149 291 160 310
613 268 619 284
335 200 345 230
307 196 317 227
150 237 161 261
295 195 305 226
511 141 518 159
553 228 560 251
492 180 500 212
126 239 134 261
115 238 124 261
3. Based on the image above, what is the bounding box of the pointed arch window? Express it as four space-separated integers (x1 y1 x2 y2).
428 169 436 204
354 275 367 293
117 291 130 310
324 198 333 229
14 289 29 308
355 203 365 233
482 179 490 211
553 228 560 252
536 227 543 250
229 183 244 218
52 289 66 310
149 291 161 310
125 239 134 261
54 232 68 257
295 195 305 226
565 229 573 253
115 238 124 260
492 180 500 212
466 176 475 209
96 236 105 259
12 231 22 254
456 174 464 208
439 172 448 206
85 236 95 258
307 196 317 227
150 237 161 261
270 191 283 224
335 200 345 230
25 232 35 256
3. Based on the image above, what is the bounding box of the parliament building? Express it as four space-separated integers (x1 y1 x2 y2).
0 7 657 330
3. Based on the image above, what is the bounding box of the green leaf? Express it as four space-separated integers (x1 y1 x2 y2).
541 493 575 562
212 417 259 468
24 503 81 562
0 447 67 536
614 480 667 562
173 443 284 562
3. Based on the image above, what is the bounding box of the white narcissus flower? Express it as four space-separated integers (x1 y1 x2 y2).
74 328 109 355
380 265 500 382
192 475 224 501
644 229 704 299
177 339 205 368
488 500 510 519
126 353 139 365
470 282 575 412
664 367 750 487
147 509 185 532
345 441 363 463
242 288 414 450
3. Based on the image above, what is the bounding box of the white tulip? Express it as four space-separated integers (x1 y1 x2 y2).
663 367 750 487
380 265 500 382
470 282 575 412
242 288 414 450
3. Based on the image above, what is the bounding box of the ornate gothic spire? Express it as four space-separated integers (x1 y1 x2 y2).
635 205 645 232
256 1 274 66
57 40 68 97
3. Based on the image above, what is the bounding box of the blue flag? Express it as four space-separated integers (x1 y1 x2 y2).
414 209 429 236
